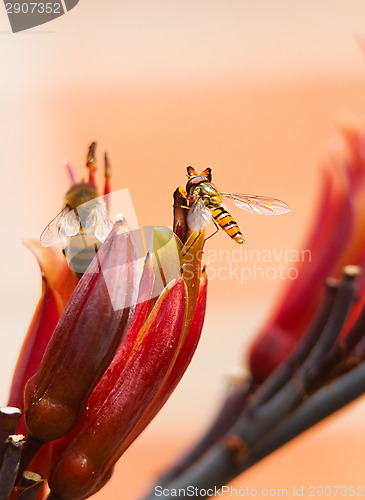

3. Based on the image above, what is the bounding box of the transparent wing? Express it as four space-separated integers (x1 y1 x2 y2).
84 200 113 243
221 192 290 215
63 209 81 236
40 206 80 247
187 199 213 231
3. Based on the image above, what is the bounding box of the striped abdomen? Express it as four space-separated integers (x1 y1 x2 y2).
210 205 244 244
63 232 101 276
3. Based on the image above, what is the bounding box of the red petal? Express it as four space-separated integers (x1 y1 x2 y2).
23 240 78 308
24 221 139 442
8 284 62 430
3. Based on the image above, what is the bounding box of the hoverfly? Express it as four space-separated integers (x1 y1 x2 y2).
185 167 290 243
40 143 113 275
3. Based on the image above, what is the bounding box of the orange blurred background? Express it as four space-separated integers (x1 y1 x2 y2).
0 1 364 498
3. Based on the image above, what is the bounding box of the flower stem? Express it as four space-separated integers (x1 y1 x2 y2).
0 435 25 500
0 407 22 468
249 278 338 411
141 363 365 500
247 362 365 467
19 472 45 500
17 434 44 481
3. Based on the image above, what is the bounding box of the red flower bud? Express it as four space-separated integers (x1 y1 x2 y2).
24 220 139 443
48 277 188 500
46 231 207 500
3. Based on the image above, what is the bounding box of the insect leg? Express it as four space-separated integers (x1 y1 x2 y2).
204 218 220 243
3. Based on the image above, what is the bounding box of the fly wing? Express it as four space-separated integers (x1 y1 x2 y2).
221 193 290 215
84 200 113 243
40 206 80 247
187 199 213 232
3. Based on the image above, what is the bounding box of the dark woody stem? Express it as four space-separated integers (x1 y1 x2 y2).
302 266 361 370
0 407 22 468
247 362 365 468
16 435 44 481
141 362 365 500
249 277 339 410
19 472 45 500
306 294 365 385
0 434 25 500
